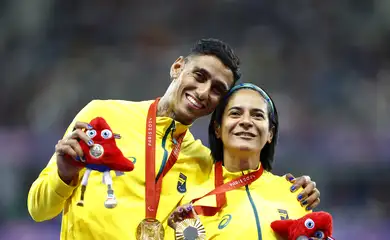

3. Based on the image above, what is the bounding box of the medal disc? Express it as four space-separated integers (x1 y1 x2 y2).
89 144 104 158
175 218 206 240
136 218 165 240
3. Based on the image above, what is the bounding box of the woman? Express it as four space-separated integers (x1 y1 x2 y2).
167 83 319 240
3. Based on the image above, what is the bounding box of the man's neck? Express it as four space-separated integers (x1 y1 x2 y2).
223 149 260 172
156 94 193 125
156 95 176 119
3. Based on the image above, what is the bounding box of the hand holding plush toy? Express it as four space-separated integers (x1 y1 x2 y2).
67 117 134 209
271 211 335 240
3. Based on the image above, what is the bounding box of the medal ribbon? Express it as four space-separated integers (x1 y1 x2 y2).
145 98 186 219
193 161 264 216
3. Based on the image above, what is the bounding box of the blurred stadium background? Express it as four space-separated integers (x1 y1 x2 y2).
1 0 389 239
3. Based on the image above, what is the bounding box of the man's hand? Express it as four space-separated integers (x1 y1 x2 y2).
285 173 320 211
55 121 94 184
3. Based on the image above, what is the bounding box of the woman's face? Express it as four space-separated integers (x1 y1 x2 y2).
217 89 273 154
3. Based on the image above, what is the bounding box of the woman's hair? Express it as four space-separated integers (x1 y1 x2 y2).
208 83 279 171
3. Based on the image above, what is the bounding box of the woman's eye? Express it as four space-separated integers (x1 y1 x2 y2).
230 111 240 116
254 113 264 119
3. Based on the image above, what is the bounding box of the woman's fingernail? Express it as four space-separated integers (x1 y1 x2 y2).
306 206 312 211
288 177 294 181
87 124 93 129
75 156 81 161
297 194 303 200
88 140 94 146
302 200 308 206
186 205 192 211
290 186 296 192
178 208 183 212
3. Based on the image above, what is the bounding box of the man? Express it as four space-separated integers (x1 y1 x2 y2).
28 39 319 239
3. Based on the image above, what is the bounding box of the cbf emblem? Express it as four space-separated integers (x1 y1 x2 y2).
177 173 187 193
278 209 289 220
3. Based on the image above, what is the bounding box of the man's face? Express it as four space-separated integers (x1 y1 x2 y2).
170 55 234 125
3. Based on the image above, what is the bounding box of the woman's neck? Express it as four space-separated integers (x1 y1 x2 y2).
223 149 260 172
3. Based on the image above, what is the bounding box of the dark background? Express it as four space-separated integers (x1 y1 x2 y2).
1 0 389 239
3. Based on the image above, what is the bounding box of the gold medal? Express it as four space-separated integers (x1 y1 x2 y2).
89 144 104 158
136 218 164 240
175 218 206 240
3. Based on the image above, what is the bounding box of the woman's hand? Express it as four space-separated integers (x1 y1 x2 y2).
167 203 195 230
286 173 320 211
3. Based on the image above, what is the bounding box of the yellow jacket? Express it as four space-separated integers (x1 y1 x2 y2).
27 99 213 240
166 165 309 240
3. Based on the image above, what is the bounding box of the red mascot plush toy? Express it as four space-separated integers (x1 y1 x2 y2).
271 211 335 240
67 117 134 209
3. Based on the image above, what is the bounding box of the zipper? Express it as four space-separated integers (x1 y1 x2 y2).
245 184 262 240
155 120 175 181
171 121 177 145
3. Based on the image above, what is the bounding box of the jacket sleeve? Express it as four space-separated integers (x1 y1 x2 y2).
27 100 101 222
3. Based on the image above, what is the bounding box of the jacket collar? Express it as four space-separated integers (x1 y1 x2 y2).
156 117 191 138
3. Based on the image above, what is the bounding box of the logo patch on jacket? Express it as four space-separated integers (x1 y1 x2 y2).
278 209 289 220
177 173 187 193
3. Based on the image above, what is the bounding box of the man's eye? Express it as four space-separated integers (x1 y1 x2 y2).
211 88 221 95
212 85 226 96
194 72 205 81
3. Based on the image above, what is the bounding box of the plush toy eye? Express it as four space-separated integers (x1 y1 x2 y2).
304 218 315 229
86 129 97 138
101 129 113 139
314 230 325 239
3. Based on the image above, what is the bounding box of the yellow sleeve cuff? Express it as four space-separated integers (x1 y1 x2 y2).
48 170 78 199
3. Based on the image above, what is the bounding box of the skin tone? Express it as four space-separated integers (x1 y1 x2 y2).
215 88 274 173
53 54 319 213
157 55 234 125
56 55 235 182
168 89 320 228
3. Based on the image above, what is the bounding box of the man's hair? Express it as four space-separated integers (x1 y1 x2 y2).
187 38 241 83
208 85 279 172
